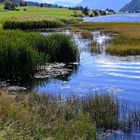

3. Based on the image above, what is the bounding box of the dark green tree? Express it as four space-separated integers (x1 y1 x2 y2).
93 10 99 16
40 3 43 7
82 7 89 16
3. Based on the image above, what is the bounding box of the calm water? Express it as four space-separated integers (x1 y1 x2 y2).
33 31 140 107
13 30 140 139
84 13 140 22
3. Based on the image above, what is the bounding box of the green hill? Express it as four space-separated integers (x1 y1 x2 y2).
120 0 140 12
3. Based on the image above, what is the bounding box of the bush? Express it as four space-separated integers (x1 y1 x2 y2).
4 0 16 10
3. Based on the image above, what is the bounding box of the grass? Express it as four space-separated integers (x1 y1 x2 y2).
0 5 81 29
0 90 119 139
0 89 139 139
91 42 101 53
2 18 65 30
0 30 78 78
75 22 140 56
0 90 97 140
0 5 74 19
71 28 93 39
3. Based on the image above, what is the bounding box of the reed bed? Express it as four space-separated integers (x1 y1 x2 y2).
106 45 140 56
2 16 80 30
80 30 92 39
2 18 65 30
0 30 78 78
0 90 97 140
91 42 101 53
71 28 93 39
0 90 139 139
75 22 140 56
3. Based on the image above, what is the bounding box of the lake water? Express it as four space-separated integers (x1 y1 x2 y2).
12 29 140 139
32 31 140 107
84 13 140 22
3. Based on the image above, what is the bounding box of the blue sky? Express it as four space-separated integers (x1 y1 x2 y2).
28 0 83 4
27 0 131 10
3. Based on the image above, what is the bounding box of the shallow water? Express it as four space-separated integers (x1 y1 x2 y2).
9 30 140 139
84 13 140 22
33 31 140 108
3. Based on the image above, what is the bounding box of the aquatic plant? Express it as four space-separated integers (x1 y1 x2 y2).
0 89 140 139
0 90 97 140
0 30 78 78
91 42 101 53
75 22 140 56
80 30 93 39
81 94 119 131
43 33 79 62
2 19 65 30
2 16 80 30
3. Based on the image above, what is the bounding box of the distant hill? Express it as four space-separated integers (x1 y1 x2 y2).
78 0 131 11
120 0 140 12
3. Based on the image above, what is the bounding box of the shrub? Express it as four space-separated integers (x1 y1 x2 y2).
4 0 16 10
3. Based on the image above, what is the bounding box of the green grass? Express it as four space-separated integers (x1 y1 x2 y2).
0 89 138 139
0 30 78 78
0 5 81 28
0 5 74 18
75 22 140 56
0 90 97 140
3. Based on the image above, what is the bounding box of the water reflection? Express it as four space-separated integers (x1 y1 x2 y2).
8 63 79 90
7 30 140 139
32 30 140 103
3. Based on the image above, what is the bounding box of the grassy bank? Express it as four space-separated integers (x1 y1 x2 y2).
0 90 120 140
0 90 96 140
0 30 78 78
0 6 81 29
2 18 65 30
0 90 139 139
75 22 140 56
2 17 80 30
0 5 74 19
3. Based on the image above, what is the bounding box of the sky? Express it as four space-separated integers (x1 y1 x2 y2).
28 0 83 4
27 0 131 11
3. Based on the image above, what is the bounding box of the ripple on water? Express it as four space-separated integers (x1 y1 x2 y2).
35 30 140 106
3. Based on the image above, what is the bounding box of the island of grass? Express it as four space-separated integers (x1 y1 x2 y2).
75 22 140 56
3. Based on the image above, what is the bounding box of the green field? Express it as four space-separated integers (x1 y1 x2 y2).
0 5 74 17
0 4 79 27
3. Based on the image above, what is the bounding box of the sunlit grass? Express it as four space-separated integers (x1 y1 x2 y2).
0 89 139 139
75 22 140 56
0 30 78 78
0 5 79 29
